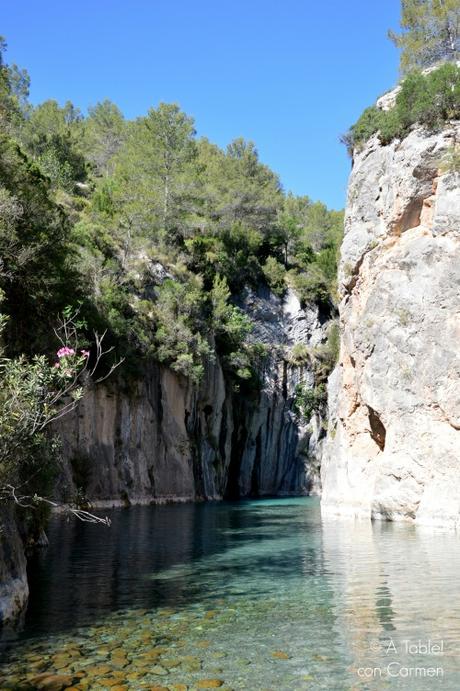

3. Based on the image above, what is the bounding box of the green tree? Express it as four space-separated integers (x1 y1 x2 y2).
0 36 30 128
390 0 460 74
262 256 286 295
83 100 126 176
20 100 86 190
111 103 198 245
153 277 210 382
343 63 460 151
0 131 79 352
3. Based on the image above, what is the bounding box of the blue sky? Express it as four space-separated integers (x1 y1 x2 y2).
2 1 401 209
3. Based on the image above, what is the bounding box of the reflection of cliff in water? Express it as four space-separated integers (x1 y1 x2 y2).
320 517 460 679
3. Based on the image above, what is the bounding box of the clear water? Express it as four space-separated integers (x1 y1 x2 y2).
1 497 460 690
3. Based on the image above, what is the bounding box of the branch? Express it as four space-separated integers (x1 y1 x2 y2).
1 485 111 527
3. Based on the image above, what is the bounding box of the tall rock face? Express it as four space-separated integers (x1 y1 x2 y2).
0 508 28 627
56 288 327 506
321 121 460 528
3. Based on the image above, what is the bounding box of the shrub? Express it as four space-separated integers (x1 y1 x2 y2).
344 64 460 153
289 343 310 366
287 265 330 306
0 304 118 502
294 383 326 421
341 106 383 155
440 145 460 174
262 256 286 296
153 278 211 383
311 321 340 382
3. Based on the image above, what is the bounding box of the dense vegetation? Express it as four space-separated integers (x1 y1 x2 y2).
0 37 343 499
343 62 460 154
0 41 343 379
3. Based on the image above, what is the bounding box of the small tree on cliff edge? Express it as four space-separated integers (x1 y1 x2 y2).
390 0 460 74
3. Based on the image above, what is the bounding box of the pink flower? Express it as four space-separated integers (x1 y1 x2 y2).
57 346 75 358
53 362 60 368
81 349 90 358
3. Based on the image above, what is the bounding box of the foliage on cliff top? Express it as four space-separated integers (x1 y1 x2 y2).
342 63 460 155
0 38 343 385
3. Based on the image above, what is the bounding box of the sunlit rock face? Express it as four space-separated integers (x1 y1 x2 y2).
321 123 460 528
56 288 328 505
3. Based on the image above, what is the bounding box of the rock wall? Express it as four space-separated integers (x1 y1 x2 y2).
0 508 28 628
56 288 327 505
321 121 460 528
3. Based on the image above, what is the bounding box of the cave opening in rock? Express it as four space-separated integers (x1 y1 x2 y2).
368 406 386 451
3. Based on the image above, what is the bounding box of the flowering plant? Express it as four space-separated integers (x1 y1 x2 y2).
0 304 122 523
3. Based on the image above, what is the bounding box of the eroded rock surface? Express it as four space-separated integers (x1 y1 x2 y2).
321 123 460 528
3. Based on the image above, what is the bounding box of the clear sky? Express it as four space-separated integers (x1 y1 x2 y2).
2 0 401 209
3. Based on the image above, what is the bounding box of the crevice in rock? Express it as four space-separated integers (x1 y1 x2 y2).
368 406 386 451
391 196 424 236
317 301 333 324
157 374 163 426
190 415 205 500
250 428 262 497
225 414 248 500
343 250 368 294
282 361 288 400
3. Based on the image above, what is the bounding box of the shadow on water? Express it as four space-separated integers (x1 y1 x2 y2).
4 498 323 645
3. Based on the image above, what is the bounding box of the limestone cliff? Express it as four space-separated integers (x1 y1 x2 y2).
56 288 327 506
0 508 28 627
321 120 460 528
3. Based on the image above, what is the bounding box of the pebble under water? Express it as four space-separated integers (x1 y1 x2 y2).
1 497 460 690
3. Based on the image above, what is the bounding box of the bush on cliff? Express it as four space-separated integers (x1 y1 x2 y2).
343 63 460 154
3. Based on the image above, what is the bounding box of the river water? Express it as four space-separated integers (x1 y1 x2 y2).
1 497 460 689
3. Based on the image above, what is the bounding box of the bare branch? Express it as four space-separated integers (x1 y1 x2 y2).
1 485 111 527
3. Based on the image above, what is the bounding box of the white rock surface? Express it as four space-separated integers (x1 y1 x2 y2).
321 122 460 529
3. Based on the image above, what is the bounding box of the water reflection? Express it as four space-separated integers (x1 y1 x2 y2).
1 499 460 689
321 517 460 685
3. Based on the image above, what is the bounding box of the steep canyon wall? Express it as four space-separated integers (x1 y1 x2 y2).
56 289 327 506
321 121 460 528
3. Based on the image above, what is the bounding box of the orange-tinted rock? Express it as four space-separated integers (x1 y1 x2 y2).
271 651 290 660
31 673 75 690
196 681 224 689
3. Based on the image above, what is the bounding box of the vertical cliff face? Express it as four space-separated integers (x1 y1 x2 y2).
0 508 28 627
56 288 327 505
321 122 460 528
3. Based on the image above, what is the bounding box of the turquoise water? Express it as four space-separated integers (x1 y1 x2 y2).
1 497 460 690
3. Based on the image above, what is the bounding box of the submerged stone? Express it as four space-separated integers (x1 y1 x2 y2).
271 651 290 660
195 680 224 689
150 665 169 676
29 673 76 690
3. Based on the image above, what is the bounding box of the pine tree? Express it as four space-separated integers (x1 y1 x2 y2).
390 0 460 74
